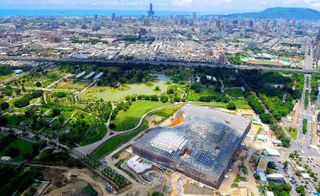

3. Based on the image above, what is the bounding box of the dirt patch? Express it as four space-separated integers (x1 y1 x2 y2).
292 101 300 127
43 168 108 196
146 115 163 125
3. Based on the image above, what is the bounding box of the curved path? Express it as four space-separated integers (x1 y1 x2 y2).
75 102 184 155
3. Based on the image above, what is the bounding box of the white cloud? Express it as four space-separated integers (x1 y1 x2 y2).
2 0 320 12
170 0 194 7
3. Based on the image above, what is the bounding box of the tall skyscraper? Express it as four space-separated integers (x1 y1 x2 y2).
148 3 154 17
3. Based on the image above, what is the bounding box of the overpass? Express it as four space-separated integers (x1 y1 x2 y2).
1 56 319 74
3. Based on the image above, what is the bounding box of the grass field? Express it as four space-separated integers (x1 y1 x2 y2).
111 100 169 131
194 100 251 109
285 127 298 140
225 88 244 98
304 92 309 109
152 105 182 119
12 68 66 88
54 80 89 91
81 81 168 101
303 119 308 134
91 120 149 159
0 74 13 82
0 137 34 162
187 87 216 101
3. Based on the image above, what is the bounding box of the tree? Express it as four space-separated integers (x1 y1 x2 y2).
295 185 305 196
52 109 61 117
0 102 9 110
283 161 289 169
260 113 273 124
109 123 116 130
35 81 42 87
154 86 160 91
316 183 320 192
13 97 30 108
160 96 169 103
0 116 8 127
267 182 292 196
167 88 175 94
227 102 236 110
4 147 20 158
15 89 21 95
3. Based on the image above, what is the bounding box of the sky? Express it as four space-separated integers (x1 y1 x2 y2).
1 0 320 14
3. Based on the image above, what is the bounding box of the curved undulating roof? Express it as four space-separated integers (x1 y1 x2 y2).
133 104 251 178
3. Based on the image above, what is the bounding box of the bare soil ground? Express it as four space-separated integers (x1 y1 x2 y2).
43 168 109 196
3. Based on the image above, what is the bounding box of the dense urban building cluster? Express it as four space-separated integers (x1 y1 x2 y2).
0 7 319 67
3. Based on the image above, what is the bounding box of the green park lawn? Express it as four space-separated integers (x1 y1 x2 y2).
81 81 168 101
225 88 244 98
285 127 298 140
187 87 216 101
194 100 251 110
54 80 89 91
11 68 66 88
0 137 34 162
0 74 13 82
91 121 149 159
111 100 169 131
152 105 182 119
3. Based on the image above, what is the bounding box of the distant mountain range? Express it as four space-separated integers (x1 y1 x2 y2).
227 7 320 20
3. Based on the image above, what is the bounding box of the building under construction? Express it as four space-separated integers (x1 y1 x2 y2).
132 104 251 188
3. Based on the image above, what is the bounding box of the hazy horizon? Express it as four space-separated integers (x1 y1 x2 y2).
1 0 320 14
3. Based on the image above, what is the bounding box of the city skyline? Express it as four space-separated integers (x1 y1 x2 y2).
1 0 320 14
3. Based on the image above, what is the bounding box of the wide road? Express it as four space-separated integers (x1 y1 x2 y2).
1 56 320 74
294 46 319 157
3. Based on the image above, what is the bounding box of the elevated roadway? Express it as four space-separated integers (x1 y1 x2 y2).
1 56 320 74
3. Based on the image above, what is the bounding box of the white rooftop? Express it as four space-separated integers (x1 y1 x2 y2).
266 173 284 180
266 191 275 196
150 131 188 153
127 155 152 174
301 173 310 179
263 148 280 156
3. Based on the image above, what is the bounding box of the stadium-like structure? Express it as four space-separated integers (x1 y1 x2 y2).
132 104 251 188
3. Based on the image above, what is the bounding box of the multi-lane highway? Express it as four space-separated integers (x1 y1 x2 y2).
1 56 320 74
294 46 319 157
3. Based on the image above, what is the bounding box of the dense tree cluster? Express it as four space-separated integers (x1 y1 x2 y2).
199 93 229 103
227 54 243 65
0 166 43 195
246 94 265 114
240 70 301 120
267 182 292 196
86 101 112 120
227 102 236 110
38 148 83 168
1 86 14 96
0 102 9 110
0 66 13 76
270 124 291 147
13 90 43 108
59 114 105 147
53 91 68 98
